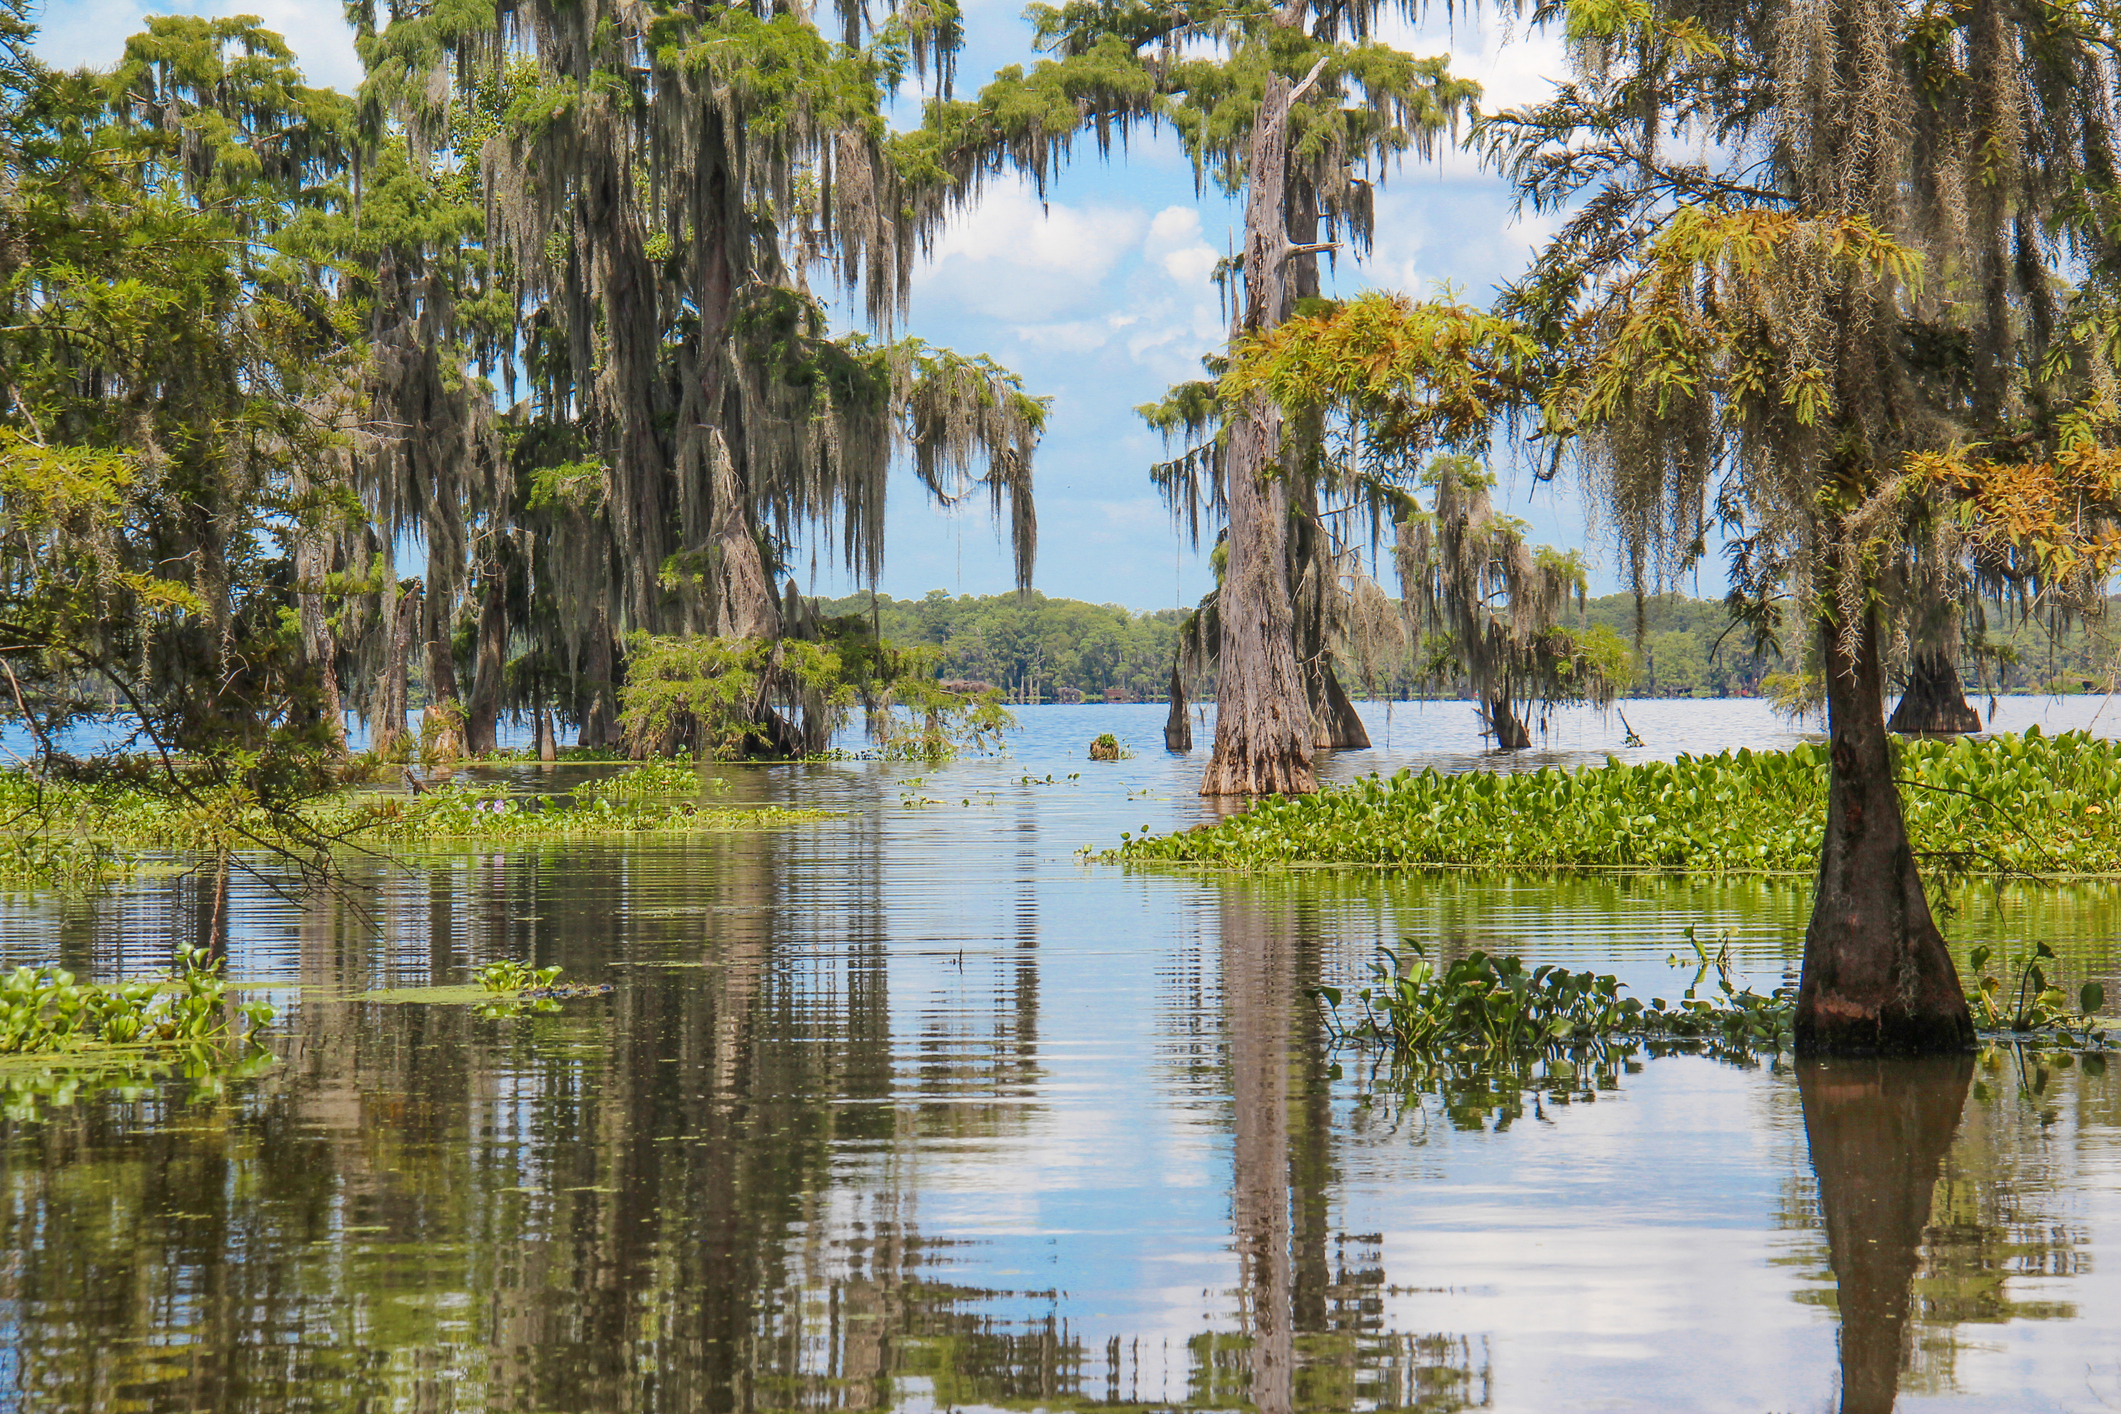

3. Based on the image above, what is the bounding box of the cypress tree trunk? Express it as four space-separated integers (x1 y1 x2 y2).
1310 662 1370 749
1164 660 1192 751
422 545 465 761
1799 1055 1971 1414
580 605 617 749
294 536 343 754
1487 695 1531 750
374 580 419 758
1201 68 1316 798
465 568 507 757
1794 612 1974 1053
1886 650 1981 735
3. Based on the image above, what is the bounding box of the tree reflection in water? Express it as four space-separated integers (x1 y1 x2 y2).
1220 892 1490 1413
0 837 2110 1411
1799 1055 1971 1414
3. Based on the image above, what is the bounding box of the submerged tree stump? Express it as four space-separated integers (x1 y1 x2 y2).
1487 696 1532 751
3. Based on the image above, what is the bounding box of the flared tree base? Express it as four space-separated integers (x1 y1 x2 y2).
1487 697 1531 751
1165 665 1193 752
1200 743 1316 796
1886 652 1980 735
1311 666 1370 750
1795 616 1974 1056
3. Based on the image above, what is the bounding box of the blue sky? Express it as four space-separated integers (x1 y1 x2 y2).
36 0 1639 612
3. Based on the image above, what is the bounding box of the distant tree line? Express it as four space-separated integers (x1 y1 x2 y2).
800 589 2121 706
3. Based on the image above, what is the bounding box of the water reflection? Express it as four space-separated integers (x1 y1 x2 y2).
1221 891 1492 1413
1800 1056 1974 1414
5 731 2121 1406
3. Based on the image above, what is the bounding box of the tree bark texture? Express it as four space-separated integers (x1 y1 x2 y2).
1794 613 1974 1054
1201 70 1316 797
708 429 779 640
1799 1055 1971 1414
466 566 508 757
1164 661 1193 751
422 543 465 761
1886 650 1981 735
1310 662 1370 749
374 581 420 758
579 605 618 749
1487 695 1531 750
294 535 344 754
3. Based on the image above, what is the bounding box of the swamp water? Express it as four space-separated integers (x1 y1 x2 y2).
1 699 2120 1411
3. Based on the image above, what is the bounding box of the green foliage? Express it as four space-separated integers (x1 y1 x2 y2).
0 946 272 1055
1225 292 1541 473
1965 942 2109 1043
617 629 1012 761
477 960 562 994
1330 928 2110 1067
1116 728 2121 877
328 777 824 844
0 764 825 884
816 590 1191 703
470 959 610 1017
1325 930 1792 1055
0 831 125 893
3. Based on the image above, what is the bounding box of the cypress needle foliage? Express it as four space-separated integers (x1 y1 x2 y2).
345 0 1052 762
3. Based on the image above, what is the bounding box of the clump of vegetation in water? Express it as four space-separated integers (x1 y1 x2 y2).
1117 729 2121 878
333 770 826 843
1327 932 2110 1060
0 946 273 1055
0 764 829 887
1326 932 1794 1053
0 831 127 893
473 960 611 1017
618 629 1013 762
1088 733 1127 761
1966 942 2108 1043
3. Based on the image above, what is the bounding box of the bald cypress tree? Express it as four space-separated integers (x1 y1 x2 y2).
1000 0 1480 792
1486 0 2121 1050
346 0 1047 754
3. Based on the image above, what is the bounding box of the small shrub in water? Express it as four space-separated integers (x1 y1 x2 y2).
1323 928 1792 1055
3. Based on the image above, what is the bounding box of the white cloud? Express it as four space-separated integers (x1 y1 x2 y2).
916 177 1150 321
1142 205 1220 284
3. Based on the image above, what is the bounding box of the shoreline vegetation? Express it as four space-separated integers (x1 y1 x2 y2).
1115 728 2121 879
0 761 831 892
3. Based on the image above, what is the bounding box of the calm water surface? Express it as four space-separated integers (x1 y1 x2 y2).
1 698 2120 1411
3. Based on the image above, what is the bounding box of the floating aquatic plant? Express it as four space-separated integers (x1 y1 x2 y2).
1324 927 2112 1062
0 945 272 1056
1322 929 1792 1055
1118 729 2121 879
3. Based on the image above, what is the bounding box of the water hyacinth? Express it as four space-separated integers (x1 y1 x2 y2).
1118 729 2121 877
0 946 272 1055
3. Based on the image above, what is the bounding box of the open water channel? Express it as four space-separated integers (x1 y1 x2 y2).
1 697 2120 1412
